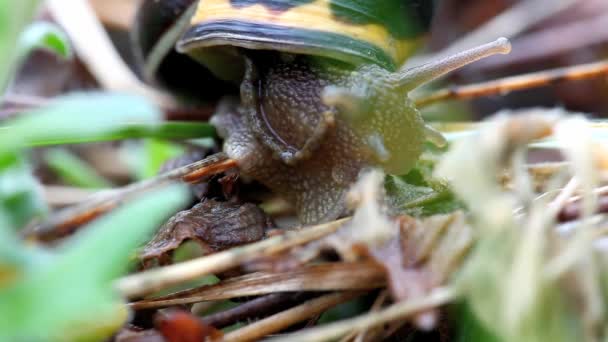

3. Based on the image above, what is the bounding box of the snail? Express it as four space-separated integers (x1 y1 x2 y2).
133 0 511 224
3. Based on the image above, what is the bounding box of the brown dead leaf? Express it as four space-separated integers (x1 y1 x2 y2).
369 220 438 330
140 199 271 266
370 212 473 329
371 235 434 302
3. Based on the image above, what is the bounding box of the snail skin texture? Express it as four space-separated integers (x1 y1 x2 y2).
210 38 512 224
131 0 509 224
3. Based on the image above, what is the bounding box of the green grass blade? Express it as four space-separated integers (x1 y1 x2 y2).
13 121 216 146
0 184 189 340
44 148 112 189
0 92 163 152
0 0 40 91
0 153 47 230
54 183 189 284
133 139 186 180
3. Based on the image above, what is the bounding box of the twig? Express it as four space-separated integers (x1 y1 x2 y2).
267 287 458 342
223 292 365 342
43 185 103 207
130 262 384 309
182 159 238 183
201 293 309 329
25 153 233 241
46 0 175 108
415 60 608 107
116 218 349 299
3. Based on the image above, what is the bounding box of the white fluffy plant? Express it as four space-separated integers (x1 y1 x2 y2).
436 109 608 342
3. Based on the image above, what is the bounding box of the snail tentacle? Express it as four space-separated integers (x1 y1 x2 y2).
396 37 512 91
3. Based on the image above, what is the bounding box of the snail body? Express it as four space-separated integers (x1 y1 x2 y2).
133 0 511 223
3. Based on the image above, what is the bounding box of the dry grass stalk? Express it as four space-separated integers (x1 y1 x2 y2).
43 185 100 207
26 153 232 241
131 262 385 310
116 218 350 299
267 287 457 342
223 291 365 342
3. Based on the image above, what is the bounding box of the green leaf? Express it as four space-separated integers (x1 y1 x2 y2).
456 233 585 342
17 21 72 60
0 118 215 148
56 184 189 288
0 92 163 154
0 214 37 286
0 184 189 341
0 153 47 230
24 121 215 146
136 139 185 180
455 302 501 342
386 162 463 217
44 148 112 189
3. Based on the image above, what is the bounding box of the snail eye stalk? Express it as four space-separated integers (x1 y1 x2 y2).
397 37 512 91
320 38 512 125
